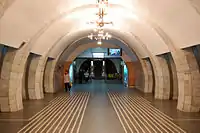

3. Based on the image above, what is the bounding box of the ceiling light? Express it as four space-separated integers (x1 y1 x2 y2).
97 40 102 45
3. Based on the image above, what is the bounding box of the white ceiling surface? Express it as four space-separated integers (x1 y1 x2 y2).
47 29 149 58
66 42 118 61
0 0 200 58
66 42 133 62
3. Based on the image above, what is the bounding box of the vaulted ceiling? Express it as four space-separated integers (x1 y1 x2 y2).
0 0 200 59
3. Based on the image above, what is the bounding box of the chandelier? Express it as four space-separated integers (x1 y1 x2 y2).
88 29 111 40
87 0 113 45
88 29 112 45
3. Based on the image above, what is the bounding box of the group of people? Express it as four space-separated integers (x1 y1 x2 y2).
77 69 91 84
64 69 92 92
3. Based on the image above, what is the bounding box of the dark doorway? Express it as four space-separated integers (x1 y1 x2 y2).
105 59 117 75
94 60 103 79
78 59 91 83
79 60 91 72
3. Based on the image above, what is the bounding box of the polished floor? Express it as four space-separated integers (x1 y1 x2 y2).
0 80 200 133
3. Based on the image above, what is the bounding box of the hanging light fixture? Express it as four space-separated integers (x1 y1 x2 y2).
87 0 112 27
87 0 112 44
88 30 112 41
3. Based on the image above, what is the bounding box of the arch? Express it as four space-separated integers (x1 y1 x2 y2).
53 29 168 101
53 36 148 93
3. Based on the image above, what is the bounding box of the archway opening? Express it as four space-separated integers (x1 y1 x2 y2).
58 37 145 92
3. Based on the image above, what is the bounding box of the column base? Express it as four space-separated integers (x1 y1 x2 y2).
177 103 200 112
155 94 170 100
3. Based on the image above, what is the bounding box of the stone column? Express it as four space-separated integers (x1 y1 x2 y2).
47 58 64 93
0 48 15 112
154 55 171 99
48 59 58 93
143 58 154 93
34 56 47 98
168 54 178 100
172 48 200 112
44 58 54 93
28 54 47 99
22 54 32 100
147 55 171 100
28 55 40 99
0 46 29 112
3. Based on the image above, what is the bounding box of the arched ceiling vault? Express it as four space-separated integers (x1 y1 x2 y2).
63 42 132 62
58 37 138 64
49 29 148 59
1 0 200 59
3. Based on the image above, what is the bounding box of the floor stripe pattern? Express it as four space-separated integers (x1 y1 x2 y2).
108 92 187 133
17 92 90 133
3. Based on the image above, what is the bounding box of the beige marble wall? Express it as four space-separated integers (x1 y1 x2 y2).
28 55 40 99
22 54 32 100
44 59 53 93
28 55 46 99
0 48 15 112
44 58 62 93
0 46 29 112
155 55 171 100
143 58 154 93
147 55 171 100
168 54 178 100
54 60 64 92
139 59 149 93
171 48 200 112
34 56 47 98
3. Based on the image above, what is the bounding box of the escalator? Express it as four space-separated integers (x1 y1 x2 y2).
93 60 103 79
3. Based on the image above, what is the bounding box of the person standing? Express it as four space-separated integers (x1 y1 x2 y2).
64 71 70 92
84 70 89 83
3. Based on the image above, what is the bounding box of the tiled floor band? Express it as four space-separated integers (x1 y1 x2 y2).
108 92 186 133
17 92 90 133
